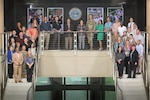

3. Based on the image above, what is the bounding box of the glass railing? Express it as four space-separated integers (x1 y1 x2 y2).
39 31 112 56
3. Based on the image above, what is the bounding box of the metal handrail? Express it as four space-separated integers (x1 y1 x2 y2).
111 43 123 100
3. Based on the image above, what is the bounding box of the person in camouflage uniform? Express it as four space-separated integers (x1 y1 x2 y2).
86 14 96 50
20 45 27 78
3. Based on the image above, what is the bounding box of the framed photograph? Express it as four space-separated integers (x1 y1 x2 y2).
47 7 64 30
87 7 104 25
27 7 44 29
107 7 124 23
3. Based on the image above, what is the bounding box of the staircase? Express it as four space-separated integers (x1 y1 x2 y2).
3 78 32 100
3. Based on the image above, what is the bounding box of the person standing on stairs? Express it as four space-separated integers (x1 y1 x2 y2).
115 46 125 79
12 47 23 83
25 50 34 82
128 44 139 78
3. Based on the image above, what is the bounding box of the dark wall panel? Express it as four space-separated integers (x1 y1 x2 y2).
4 0 146 31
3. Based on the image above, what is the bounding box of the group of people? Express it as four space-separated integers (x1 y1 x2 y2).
7 14 144 82
7 20 38 83
113 17 144 79
33 14 109 50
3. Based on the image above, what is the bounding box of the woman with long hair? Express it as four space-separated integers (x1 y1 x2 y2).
115 46 125 79
96 20 104 50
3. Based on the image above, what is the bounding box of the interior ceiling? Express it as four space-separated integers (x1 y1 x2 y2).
17 0 127 4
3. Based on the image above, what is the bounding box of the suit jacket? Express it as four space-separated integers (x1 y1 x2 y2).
64 24 74 37
130 50 138 67
12 52 23 67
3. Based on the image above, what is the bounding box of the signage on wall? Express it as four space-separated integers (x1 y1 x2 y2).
47 7 64 30
69 7 82 21
87 7 104 25
107 7 124 23
27 7 44 29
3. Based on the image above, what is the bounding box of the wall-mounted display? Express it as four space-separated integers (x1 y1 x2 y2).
69 7 82 21
47 7 64 30
107 7 124 23
27 7 44 29
87 7 104 25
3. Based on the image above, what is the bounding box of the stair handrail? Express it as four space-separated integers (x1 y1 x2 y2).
112 45 124 100
26 32 43 100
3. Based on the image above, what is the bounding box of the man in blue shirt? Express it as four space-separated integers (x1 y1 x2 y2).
40 16 52 50
104 16 113 32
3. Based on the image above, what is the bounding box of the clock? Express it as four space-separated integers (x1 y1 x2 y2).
69 7 82 21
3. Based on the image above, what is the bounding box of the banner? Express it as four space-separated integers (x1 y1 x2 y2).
87 7 104 25
27 7 44 29
47 7 64 30
107 7 124 23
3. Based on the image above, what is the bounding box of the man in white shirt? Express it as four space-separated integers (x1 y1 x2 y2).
132 23 138 35
128 17 135 31
118 22 127 37
134 29 144 45
127 27 134 37
136 39 144 74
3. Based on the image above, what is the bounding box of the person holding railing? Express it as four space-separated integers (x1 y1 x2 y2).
52 16 61 49
77 20 87 50
136 39 144 74
7 46 14 78
96 20 104 50
64 18 74 50
86 14 96 50
12 47 23 83
104 16 113 32
115 46 125 79
25 50 34 82
40 16 52 50
128 44 139 78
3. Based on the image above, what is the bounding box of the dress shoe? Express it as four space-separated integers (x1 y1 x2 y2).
136 72 141 74
18 80 23 83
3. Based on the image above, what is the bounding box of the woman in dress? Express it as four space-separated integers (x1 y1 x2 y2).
96 20 104 50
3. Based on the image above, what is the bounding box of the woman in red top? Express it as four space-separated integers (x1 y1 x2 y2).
29 23 38 41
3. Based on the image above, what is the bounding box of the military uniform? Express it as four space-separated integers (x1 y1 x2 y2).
86 19 96 50
20 51 27 78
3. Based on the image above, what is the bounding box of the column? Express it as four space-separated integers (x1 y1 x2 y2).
147 0 150 51
0 0 4 50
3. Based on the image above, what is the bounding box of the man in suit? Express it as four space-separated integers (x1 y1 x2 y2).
64 18 74 50
128 44 139 78
12 47 23 83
